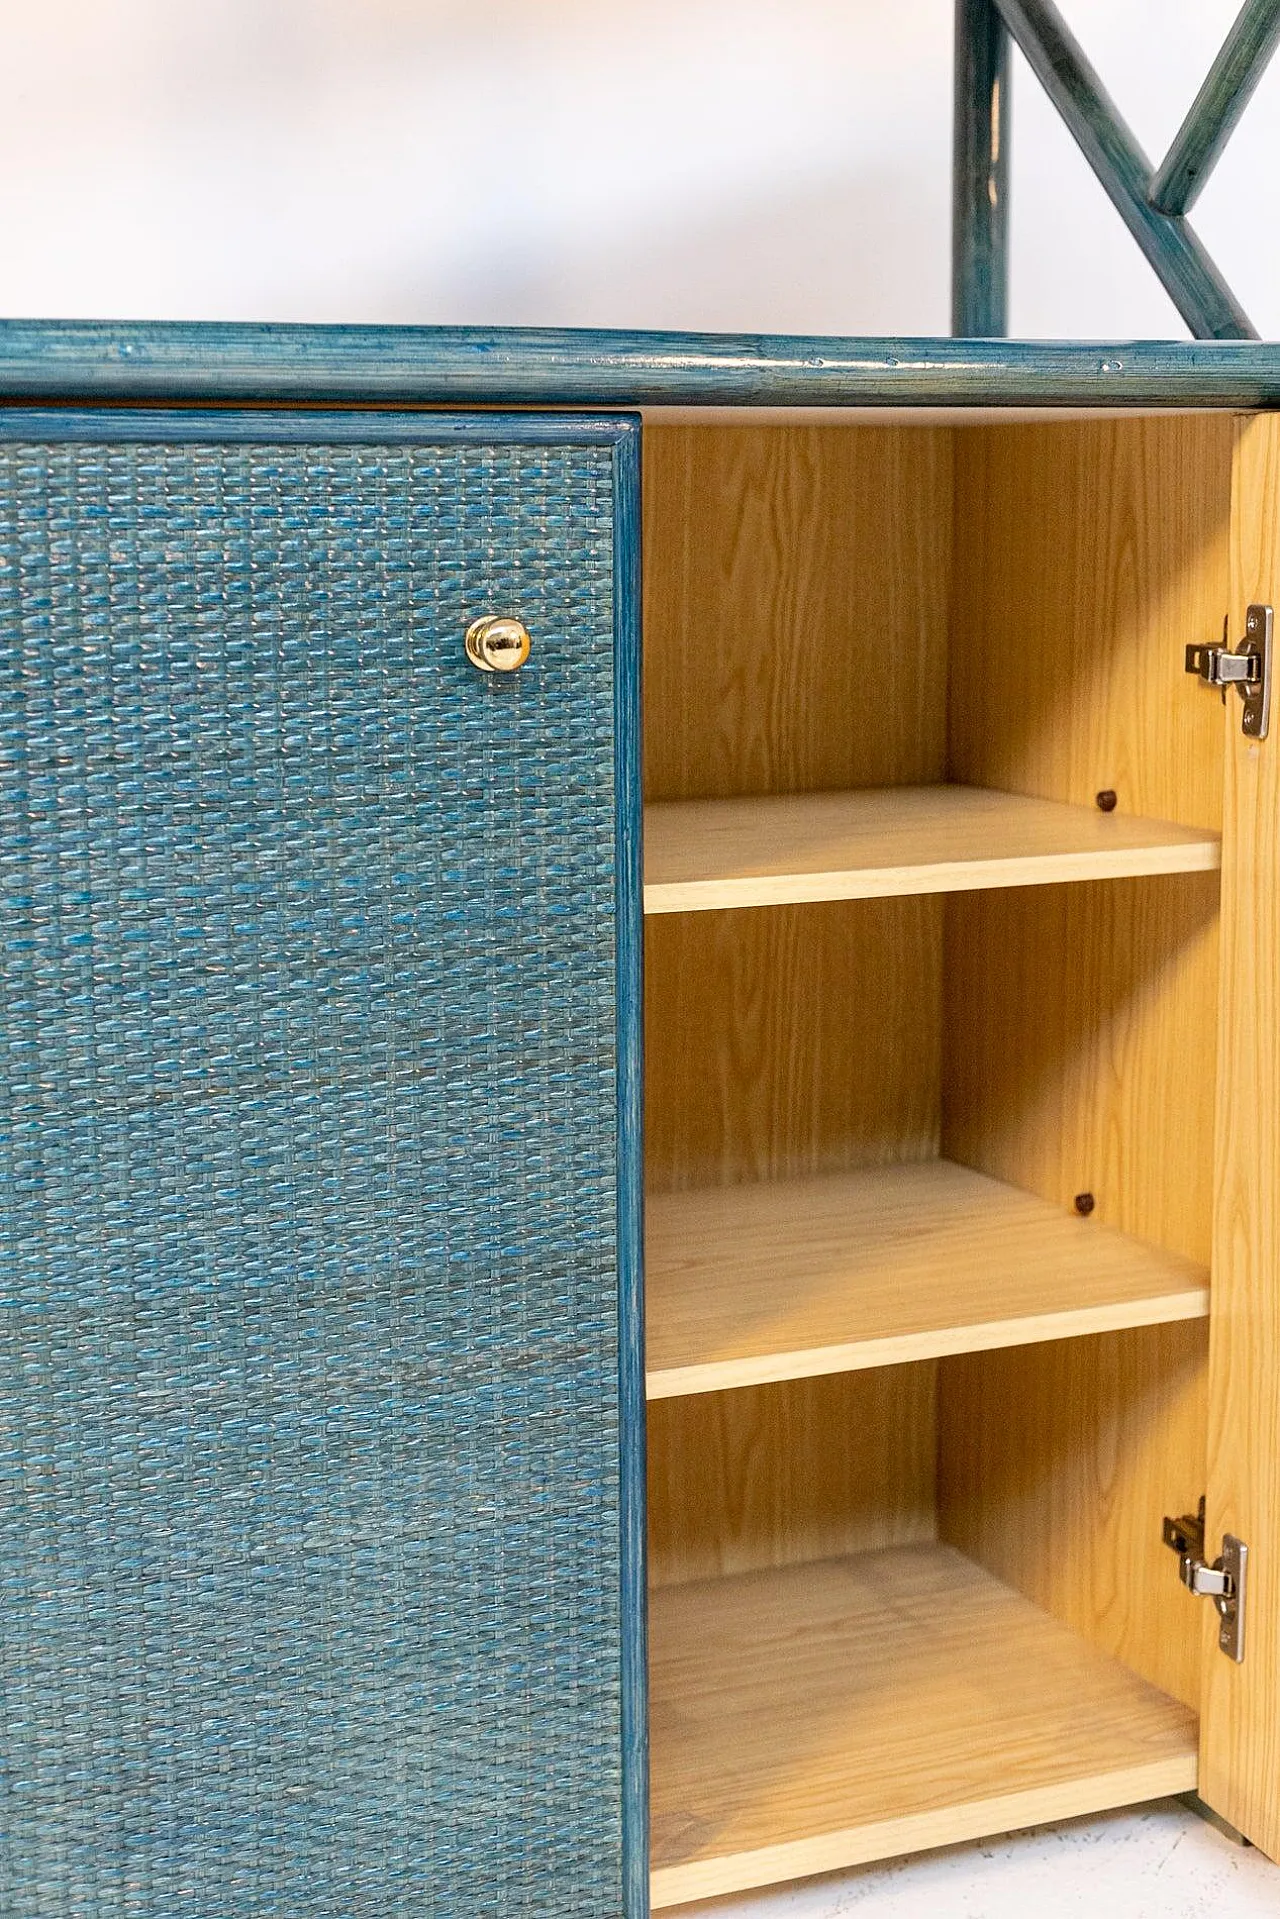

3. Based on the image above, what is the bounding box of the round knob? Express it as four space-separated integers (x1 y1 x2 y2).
465 615 531 674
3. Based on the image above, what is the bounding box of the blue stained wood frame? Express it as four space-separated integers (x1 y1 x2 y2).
3 321 1280 407
952 0 1012 337
611 416 649 1919
1149 0 1280 215
990 0 1256 340
0 407 647 1918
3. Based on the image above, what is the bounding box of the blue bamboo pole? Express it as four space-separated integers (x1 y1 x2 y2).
2 324 1280 408
992 0 1257 339
953 0 1011 336
1149 0 1280 215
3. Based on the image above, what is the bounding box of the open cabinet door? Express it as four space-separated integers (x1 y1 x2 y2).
1202 412 1280 1856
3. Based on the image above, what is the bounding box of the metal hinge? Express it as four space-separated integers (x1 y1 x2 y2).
1185 603 1273 740
1163 1497 1248 1663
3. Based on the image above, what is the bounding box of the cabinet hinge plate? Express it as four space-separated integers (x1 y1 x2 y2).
1163 1497 1248 1663
1185 604 1272 740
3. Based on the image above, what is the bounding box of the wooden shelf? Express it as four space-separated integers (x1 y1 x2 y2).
645 1160 1210 1398
649 1544 1198 1908
643 785 1221 915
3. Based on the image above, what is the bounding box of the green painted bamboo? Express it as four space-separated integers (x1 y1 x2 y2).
1149 0 1280 215
992 0 1257 339
953 0 1012 336
2 324 1280 408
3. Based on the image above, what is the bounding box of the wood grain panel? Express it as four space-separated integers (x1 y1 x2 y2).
949 416 1233 830
644 784 1219 914
1200 413 1280 1859
925 421 1232 1753
649 1544 1198 1907
645 1159 1209 1399
646 1367 937 1590
642 425 950 1633
937 1323 1209 1711
645 897 940 1194
642 423 951 802
943 875 1221 1266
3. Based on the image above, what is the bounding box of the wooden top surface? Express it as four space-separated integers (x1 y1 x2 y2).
643 785 1220 913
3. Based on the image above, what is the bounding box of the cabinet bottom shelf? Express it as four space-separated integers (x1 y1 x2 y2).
649 1543 1198 1909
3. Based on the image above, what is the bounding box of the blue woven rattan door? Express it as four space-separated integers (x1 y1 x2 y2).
0 411 645 1917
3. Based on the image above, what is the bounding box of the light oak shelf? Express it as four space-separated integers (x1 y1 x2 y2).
645 1160 1210 1399
649 1544 1198 1909
642 784 1221 915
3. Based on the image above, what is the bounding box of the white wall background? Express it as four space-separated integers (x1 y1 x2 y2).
2 0 1278 338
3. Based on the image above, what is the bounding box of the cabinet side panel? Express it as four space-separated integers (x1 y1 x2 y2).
941 417 1230 1715
648 1366 937 1590
945 417 1228 1260
943 876 1220 1266
937 1325 1208 1711
948 416 1232 830
646 898 941 1194
642 423 951 802
1201 413 1280 1859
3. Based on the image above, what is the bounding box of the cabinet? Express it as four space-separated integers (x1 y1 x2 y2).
0 369 1278 1918
642 412 1280 1907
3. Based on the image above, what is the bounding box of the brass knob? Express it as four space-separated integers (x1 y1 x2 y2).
465 615 531 673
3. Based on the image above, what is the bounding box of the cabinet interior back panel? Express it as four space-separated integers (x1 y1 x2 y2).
647 1365 938 1590
642 423 952 802
645 897 942 1195
643 422 952 1201
641 426 952 1608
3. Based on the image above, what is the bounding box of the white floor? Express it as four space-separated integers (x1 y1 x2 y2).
679 1801 1280 1917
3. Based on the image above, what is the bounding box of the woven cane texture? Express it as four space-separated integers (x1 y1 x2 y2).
0 434 623 1915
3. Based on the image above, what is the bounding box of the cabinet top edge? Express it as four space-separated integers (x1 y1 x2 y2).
0 323 1278 411
0 408 640 448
